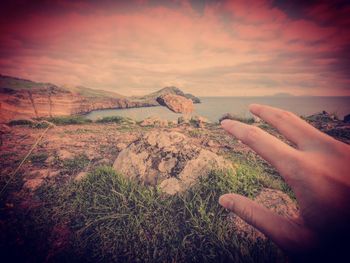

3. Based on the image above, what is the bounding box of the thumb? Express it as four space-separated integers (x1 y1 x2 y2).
219 193 316 253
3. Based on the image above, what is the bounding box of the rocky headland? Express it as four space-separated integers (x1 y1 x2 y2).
0 75 200 123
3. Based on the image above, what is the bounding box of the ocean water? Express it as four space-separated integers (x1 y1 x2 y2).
86 96 350 123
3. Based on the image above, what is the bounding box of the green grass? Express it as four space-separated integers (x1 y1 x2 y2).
19 165 285 262
46 116 92 125
60 154 90 175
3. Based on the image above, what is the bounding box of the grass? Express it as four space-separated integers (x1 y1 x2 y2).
46 116 92 125
59 154 90 175
95 116 134 124
29 152 48 166
188 129 205 138
5 165 285 262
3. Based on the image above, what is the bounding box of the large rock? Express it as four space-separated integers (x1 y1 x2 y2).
156 94 194 114
113 131 233 194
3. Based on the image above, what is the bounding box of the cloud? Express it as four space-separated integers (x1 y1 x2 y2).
0 0 349 96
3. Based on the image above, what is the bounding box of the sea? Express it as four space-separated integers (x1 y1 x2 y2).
85 96 350 123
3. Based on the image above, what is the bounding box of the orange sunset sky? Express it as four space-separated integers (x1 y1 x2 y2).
0 0 349 96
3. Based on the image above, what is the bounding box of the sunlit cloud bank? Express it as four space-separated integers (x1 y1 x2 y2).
0 0 349 96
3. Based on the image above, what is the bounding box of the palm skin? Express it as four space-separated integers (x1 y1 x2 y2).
219 104 350 258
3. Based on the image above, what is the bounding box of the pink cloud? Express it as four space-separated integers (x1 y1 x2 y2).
0 0 349 96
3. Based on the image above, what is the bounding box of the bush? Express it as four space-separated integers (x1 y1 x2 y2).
8 119 51 129
46 116 92 125
8 119 35 126
219 113 255 124
95 116 132 124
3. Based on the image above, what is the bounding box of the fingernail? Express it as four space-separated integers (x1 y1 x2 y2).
249 104 260 113
220 119 231 128
219 195 230 209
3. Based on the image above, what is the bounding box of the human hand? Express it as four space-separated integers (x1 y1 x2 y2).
219 104 350 257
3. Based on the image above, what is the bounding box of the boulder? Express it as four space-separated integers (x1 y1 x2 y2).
113 131 233 194
157 94 194 114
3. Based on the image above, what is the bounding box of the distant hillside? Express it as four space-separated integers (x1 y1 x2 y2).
272 92 294 97
0 75 125 99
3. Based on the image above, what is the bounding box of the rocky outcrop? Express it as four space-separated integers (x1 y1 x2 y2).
113 131 233 195
132 86 201 104
156 94 194 114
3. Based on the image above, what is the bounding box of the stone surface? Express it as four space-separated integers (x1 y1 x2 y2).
75 171 88 181
344 114 350 123
23 178 44 191
140 116 168 127
57 149 74 160
113 131 233 194
157 94 194 114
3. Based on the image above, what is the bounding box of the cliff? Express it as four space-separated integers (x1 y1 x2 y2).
0 75 147 122
0 75 200 123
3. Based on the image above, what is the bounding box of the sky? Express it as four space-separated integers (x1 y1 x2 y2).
0 0 349 96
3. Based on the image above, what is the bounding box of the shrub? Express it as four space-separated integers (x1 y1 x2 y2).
8 119 35 126
46 116 92 125
95 116 127 124
219 113 255 124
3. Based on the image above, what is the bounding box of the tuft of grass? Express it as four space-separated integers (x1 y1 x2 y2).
46 116 92 125
27 165 285 262
29 152 48 166
60 154 90 175
188 129 205 138
95 116 134 124
219 113 255 124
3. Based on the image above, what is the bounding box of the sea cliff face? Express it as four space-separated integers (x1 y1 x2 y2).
0 85 146 122
0 75 200 123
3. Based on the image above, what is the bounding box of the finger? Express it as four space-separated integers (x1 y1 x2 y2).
219 193 316 253
221 119 300 180
249 104 328 150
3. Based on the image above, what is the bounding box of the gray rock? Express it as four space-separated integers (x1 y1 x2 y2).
113 131 233 194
